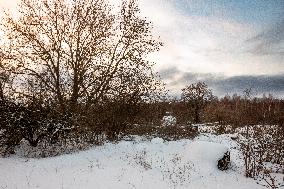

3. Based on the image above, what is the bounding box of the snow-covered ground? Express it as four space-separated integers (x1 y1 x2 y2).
0 132 267 189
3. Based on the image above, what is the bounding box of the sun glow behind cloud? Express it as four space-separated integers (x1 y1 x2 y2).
0 0 18 9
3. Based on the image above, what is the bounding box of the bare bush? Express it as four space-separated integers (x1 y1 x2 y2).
181 82 214 123
238 125 284 188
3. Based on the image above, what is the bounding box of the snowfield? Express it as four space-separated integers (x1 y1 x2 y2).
0 133 267 189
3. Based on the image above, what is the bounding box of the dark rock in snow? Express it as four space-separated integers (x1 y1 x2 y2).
217 151 230 171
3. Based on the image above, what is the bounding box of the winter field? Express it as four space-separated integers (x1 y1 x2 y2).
0 0 283 188
1 125 282 189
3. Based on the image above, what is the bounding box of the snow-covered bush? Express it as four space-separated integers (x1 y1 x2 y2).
0 99 77 157
238 125 284 188
14 129 106 158
161 112 177 126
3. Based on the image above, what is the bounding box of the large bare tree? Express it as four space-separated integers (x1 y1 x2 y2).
1 0 162 112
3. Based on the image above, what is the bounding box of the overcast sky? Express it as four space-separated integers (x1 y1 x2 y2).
136 0 284 98
1 0 284 98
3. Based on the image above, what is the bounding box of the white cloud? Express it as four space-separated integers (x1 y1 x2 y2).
137 0 284 79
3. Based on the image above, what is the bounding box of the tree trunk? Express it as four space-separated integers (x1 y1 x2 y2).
70 71 79 111
0 86 4 101
194 106 200 123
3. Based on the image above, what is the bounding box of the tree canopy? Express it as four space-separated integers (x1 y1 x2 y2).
1 0 163 111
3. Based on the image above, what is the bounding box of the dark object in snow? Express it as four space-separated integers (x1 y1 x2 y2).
217 151 230 171
192 125 198 132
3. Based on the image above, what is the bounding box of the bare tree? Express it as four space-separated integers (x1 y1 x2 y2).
0 52 5 101
0 50 13 101
181 82 213 123
1 0 163 112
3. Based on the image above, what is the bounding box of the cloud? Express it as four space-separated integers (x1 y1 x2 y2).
209 75 284 98
246 19 284 56
136 0 284 78
135 0 284 98
2 0 283 77
160 68 284 98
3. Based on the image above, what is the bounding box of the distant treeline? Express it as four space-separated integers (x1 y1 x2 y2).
155 93 284 126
